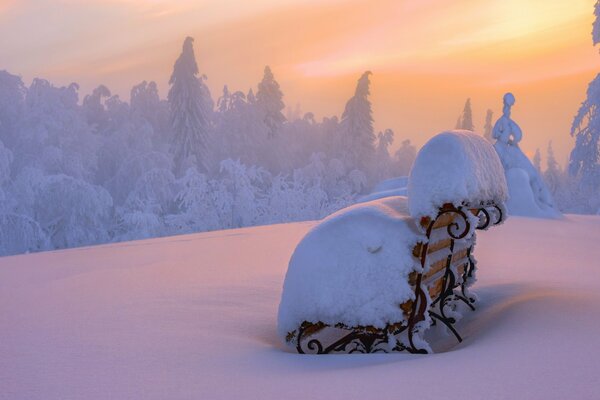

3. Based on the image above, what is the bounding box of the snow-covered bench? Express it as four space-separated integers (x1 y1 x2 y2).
277 131 508 354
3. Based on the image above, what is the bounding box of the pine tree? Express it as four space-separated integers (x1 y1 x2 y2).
545 141 561 194
217 85 231 113
569 3 600 188
455 116 462 129
533 148 542 172
395 139 416 176
375 129 394 180
570 75 600 186
256 66 286 138
168 37 213 174
458 98 474 131
340 71 375 171
376 129 393 157
594 0 600 45
483 109 493 141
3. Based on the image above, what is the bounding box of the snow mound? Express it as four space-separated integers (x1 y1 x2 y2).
277 196 422 340
494 144 561 219
372 176 409 193
358 176 408 203
503 168 560 218
408 130 508 218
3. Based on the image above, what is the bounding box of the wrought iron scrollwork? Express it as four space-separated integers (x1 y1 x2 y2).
429 205 472 240
295 322 416 354
475 203 504 230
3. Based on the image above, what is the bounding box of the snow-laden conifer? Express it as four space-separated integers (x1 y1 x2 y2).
457 98 474 131
483 109 494 141
340 71 375 171
256 66 286 138
168 37 213 174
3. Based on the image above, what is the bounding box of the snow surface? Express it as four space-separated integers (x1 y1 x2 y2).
408 130 507 218
2 216 600 399
277 196 421 339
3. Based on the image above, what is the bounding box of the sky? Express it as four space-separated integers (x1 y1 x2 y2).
1 0 598 165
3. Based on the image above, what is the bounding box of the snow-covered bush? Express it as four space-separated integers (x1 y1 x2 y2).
31 174 113 249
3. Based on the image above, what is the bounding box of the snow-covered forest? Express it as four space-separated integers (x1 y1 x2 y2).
0 30 599 257
0 37 418 256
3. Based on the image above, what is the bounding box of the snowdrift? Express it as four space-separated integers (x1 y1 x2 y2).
2 216 600 399
358 176 408 203
495 142 561 218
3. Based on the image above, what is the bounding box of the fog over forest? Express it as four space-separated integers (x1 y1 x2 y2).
0 36 597 257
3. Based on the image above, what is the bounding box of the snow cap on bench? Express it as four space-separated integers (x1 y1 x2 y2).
408 130 508 219
277 196 422 341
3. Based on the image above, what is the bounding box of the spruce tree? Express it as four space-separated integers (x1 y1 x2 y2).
256 66 286 138
168 37 213 174
569 2 600 188
340 71 375 171
533 148 542 172
546 141 561 194
395 139 416 176
483 109 493 141
459 98 474 131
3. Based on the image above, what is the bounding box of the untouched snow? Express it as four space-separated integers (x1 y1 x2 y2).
2 216 600 399
278 196 421 340
408 130 507 218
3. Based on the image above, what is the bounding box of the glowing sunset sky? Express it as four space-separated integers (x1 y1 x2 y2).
1 0 598 163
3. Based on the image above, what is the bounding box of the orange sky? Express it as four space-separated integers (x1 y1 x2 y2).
1 0 598 165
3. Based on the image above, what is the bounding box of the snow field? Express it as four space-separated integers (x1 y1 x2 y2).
1 216 600 399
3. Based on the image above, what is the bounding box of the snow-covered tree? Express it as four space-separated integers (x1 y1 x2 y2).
594 0 600 45
214 88 266 168
545 141 561 194
570 74 600 188
457 98 474 131
395 139 416 176
0 213 49 256
166 167 225 233
16 79 98 180
483 109 493 141
219 159 269 228
256 66 286 138
375 129 394 180
131 80 168 147
168 37 213 174
83 85 111 133
533 148 542 172
0 70 26 149
340 71 375 172
31 174 113 249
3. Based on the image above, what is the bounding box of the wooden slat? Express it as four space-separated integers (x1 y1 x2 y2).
399 300 413 316
409 247 471 286
412 238 453 258
427 238 452 254
428 277 444 300
425 248 468 279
